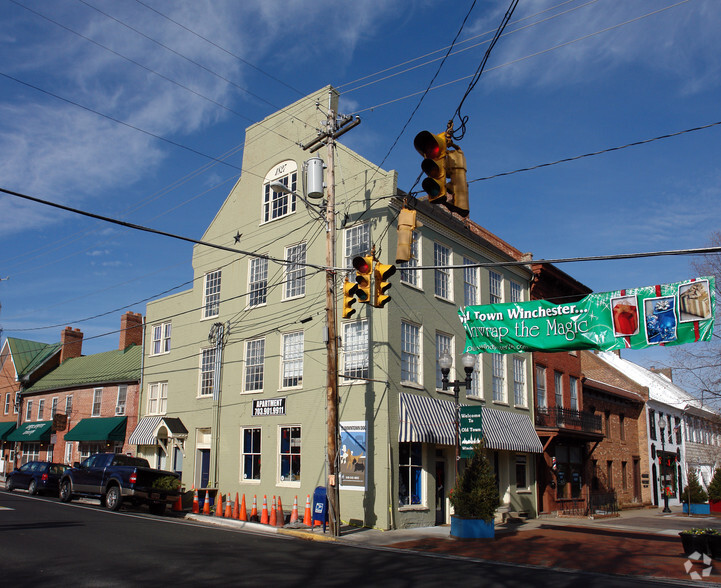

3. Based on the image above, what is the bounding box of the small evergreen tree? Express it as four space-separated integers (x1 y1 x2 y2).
707 467 721 501
449 443 499 521
681 469 708 503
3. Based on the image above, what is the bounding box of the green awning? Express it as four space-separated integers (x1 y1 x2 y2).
7 421 53 442
64 417 127 442
0 421 17 440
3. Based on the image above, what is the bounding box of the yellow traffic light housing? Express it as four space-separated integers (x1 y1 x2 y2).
342 278 358 319
445 149 469 217
414 130 448 203
396 208 417 263
353 255 373 304
373 260 396 309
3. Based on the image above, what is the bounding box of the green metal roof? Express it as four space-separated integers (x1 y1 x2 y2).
64 416 127 442
6 337 61 378
24 345 141 394
0 421 16 440
7 421 53 442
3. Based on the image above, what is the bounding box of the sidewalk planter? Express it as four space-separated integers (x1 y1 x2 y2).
680 529 708 556
683 503 711 515
706 532 721 559
710 499 721 514
450 516 495 539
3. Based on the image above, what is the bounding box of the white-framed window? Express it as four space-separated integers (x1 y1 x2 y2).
14 392 19 414
401 321 422 385
570 376 579 411
284 243 307 300
536 365 547 410
279 425 301 484
435 332 454 390
241 427 261 481
22 443 40 465
64 442 73 465
468 355 483 398
342 320 369 381
25 399 33 421
263 161 297 223
554 371 563 409
147 382 168 415
434 242 452 301
510 281 523 303
399 231 420 288
4 393 10 415
65 395 73 418
492 354 505 403
51 397 58 418
202 270 222 319
199 348 216 397
344 222 370 268
513 357 526 407
516 454 528 490
92 388 102 417
37 399 45 421
463 258 478 306
151 322 172 355
281 332 303 389
399 442 423 507
116 385 127 416
248 257 269 308
244 338 265 393
489 271 503 304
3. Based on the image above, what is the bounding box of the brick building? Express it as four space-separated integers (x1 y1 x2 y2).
580 350 651 508
7 312 143 466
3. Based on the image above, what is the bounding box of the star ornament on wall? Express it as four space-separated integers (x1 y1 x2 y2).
233 231 242 244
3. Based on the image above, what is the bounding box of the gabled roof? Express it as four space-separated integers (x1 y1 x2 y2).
23 344 141 394
580 350 648 403
5 337 62 379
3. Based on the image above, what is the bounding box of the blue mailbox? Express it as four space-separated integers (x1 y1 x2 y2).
312 486 328 532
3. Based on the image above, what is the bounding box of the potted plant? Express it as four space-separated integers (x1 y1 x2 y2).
682 470 710 514
704 528 721 559
707 468 721 513
680 528 708 556
449 443 499 539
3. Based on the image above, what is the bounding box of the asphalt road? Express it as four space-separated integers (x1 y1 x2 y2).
0 491 686 587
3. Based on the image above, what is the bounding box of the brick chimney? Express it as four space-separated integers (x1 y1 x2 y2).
60 327 83 363
119 312 144 349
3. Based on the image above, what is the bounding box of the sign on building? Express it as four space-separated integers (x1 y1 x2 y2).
460 406 483 458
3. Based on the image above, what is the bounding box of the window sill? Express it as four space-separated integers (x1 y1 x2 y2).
277 481 301 488
465 396 485 402
240 479 261 484
434 295 455 305
513 405 529 411
516 489 532 494
400 281 424 293
401 382 424 391
398 505 429 512
492 401 510 407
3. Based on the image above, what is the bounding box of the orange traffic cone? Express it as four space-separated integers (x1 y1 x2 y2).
232 492 240 520
275 496 285 527
239 493 248 521
260 495 269 525
290 495 299 523
172 493 183 512
202 491 211 515
215 492 224 517
303 494 312 526
192 488 199 514
269 496 277 527
224 492 232 518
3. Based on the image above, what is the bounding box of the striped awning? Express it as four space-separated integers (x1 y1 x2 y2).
128 416 163 445
398 393 542 454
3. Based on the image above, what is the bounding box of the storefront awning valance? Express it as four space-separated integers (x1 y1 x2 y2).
0 421 17 440
128 416 163 445
398 393 543 454
7 420 53 442
64 417 127 442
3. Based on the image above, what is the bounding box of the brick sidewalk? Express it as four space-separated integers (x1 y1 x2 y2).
389 524 719 582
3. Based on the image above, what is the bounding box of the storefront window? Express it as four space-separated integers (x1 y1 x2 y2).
554 445 583 499
399 442 423 506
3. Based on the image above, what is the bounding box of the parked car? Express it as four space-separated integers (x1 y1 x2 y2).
5 461 69 495
59 453 181 514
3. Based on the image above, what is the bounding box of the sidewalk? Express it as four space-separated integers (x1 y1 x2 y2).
185 506 721 583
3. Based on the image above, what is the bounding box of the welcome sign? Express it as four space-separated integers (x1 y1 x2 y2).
460 277 715 354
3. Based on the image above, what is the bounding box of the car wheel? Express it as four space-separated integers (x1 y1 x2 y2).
105 485 123 511
59 480 73 503
28 480 38 496
5 478 14 492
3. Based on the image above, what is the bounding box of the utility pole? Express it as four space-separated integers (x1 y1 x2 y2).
209 321 228 489
303 91 360 537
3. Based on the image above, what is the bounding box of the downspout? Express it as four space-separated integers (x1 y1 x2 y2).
138 316 146 459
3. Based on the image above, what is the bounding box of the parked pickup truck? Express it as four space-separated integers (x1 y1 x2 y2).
59 453 181 515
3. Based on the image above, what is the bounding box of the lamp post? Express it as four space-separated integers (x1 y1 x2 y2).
439 352 476 477
659 417 671 513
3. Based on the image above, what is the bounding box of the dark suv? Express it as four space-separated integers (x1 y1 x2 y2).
6 461 69 495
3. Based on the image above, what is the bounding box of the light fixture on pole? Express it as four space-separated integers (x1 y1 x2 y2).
269 180 326 224
658 417 671 513
439 352 476 477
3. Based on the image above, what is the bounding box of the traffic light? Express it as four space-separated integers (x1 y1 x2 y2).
342 278 358 319
445 149 469 217
396 208 417 263
414 130 448 203
353 255 373 304
373 260 396 308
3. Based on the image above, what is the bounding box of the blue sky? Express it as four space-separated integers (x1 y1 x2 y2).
1 0 719 376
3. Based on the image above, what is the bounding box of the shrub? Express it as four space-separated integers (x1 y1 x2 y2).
681 469 708 504
449 443 499 521
707 468 721 501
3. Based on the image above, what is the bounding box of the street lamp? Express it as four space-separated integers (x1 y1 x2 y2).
659 417 671 513
439 352 476 476
269 181 326 224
